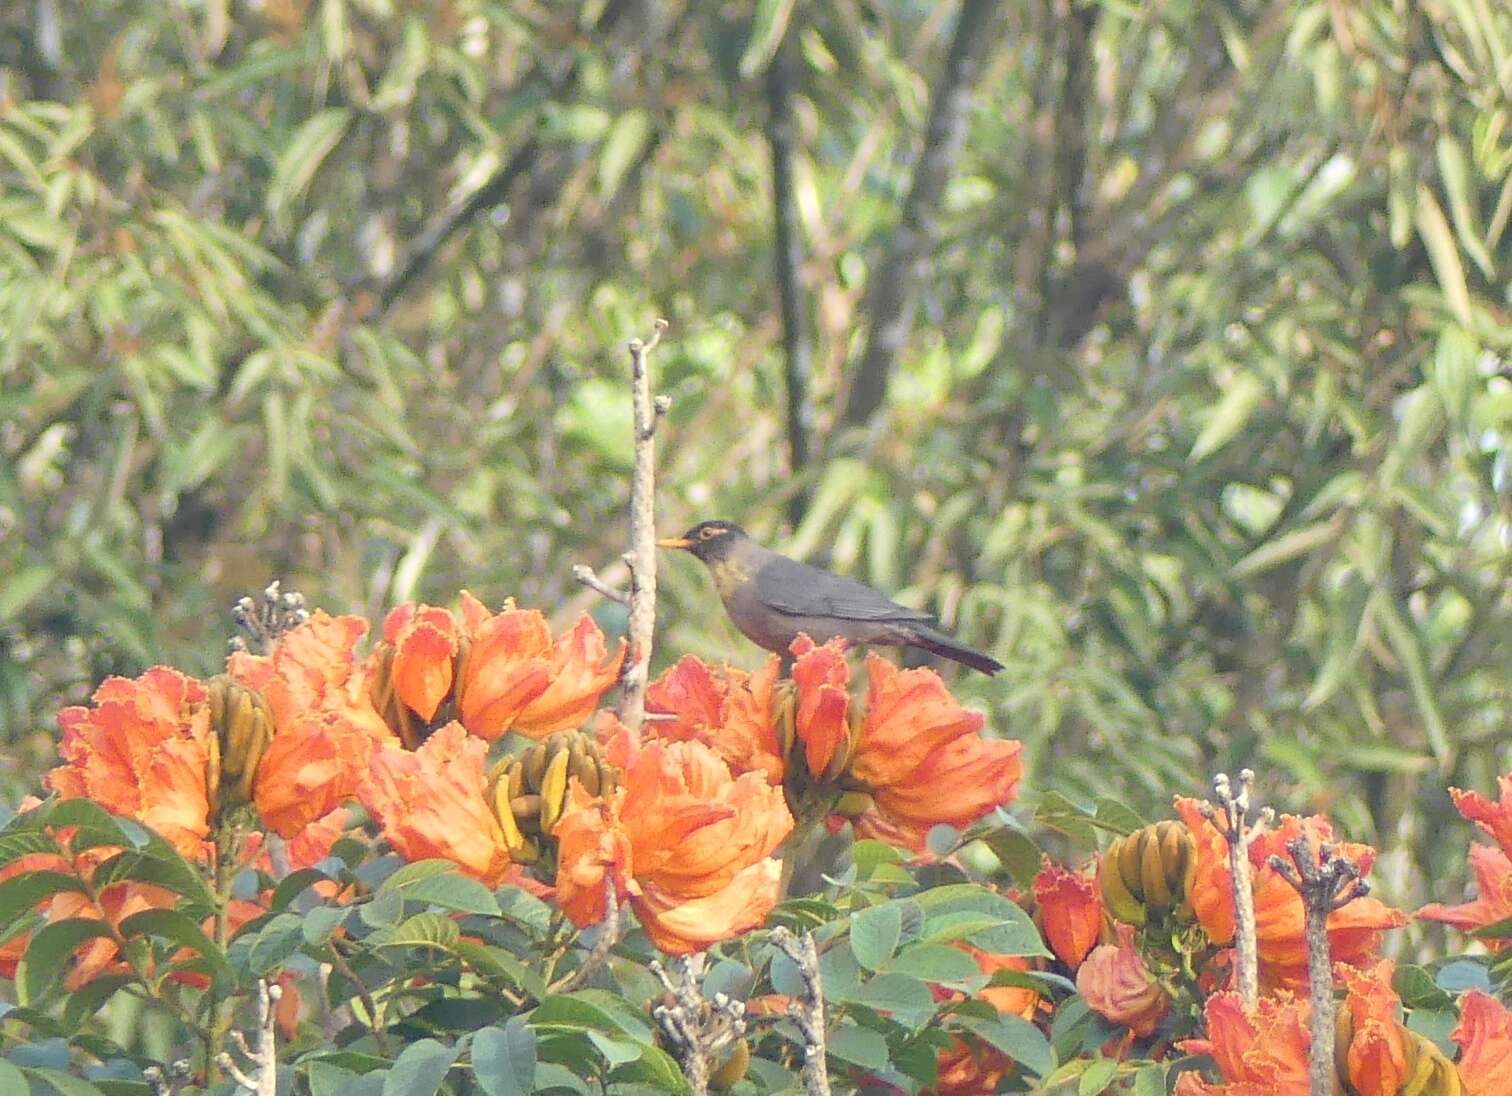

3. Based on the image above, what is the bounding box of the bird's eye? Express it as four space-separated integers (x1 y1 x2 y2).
699 527 717 540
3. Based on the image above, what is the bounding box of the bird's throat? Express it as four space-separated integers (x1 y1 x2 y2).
710 558 754 599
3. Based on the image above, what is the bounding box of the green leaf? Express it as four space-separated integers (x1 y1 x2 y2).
914 885 1046 956
0 564 54 621
608 1042 690 1094
0 1061 25 1094
1132 1064 1166 1096
303 905 348 947
850 902 903 971
399 872 500 916
1436 137 1494 278
738 0 797 78
266 108 352 224
852 972 935 1022
373 911 461 952
118 908 233 985
825 1023 888 1070
378 859 458 893
18 918 118 1004
886 943 983 984
1079 1057 1118 1095
22 1067 107 1096
1189 373 1265 461
382 1038 458 1096
1230 520 1339 579
0 869 88 927
597 110 651 199
472 1019 536 1096
1417 184 1474 326
960 1013 1055 1078
982 828 1043 890
245 912 306 975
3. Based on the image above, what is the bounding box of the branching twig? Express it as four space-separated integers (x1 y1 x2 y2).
840 0 1001 428
766 26 814 524
1269 828 1370 1096
328 940 392 1055
571 563 631 607
617 318 669 731
218 978 281 1096
1198 768 1273 1011
771 927 830 1096
651 954 747 1096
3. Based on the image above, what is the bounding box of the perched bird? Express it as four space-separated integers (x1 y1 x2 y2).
658 519 1004 675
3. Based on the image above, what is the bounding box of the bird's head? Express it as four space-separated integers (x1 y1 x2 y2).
657 519 747 563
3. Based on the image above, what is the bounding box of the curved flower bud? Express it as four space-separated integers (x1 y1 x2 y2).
1033 858 1103 970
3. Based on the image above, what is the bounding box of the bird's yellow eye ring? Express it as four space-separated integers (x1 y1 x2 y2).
699 526 718 540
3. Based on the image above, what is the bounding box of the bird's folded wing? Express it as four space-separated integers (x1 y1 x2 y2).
755 556 934 623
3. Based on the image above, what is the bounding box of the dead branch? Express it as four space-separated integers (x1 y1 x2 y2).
1198 768 1273 1012
650 954 748 1096
217 978 281 1096
771 927 831 1096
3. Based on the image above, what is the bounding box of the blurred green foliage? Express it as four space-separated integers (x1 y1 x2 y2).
2 0 1510 921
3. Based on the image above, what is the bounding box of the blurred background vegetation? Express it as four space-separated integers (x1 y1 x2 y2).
1 0 1509 938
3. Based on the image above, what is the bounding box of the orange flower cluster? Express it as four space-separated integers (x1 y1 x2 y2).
1420 776 1512 947
1177 960 1512 1095
916 945 1039 1096
371 594 624 745
647 637 1022 850
1174 798 1408 988
553 733 792 954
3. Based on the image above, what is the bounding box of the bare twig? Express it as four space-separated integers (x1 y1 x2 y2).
554 877 622 992
766 27 814 524
217 979 281 1096
328 940 392 1055
142 1061 193 1096
1198 769 1273 1012
840 0 1001 428
1269 828 1370 1096
571 563 631 607
617 318 669 731
771 927 830 1096
651 954 747 1096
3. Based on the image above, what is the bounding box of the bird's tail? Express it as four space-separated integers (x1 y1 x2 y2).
911 627 1004 675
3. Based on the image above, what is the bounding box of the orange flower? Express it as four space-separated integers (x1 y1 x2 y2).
360 722 514 887
1032 858 1102 970
48 668 214 859
1338 959 1410 1096
959 944 1039 1020
455 593 624 739
1448 777 1512 854
790 637 852 777
1076 923 1168 1037
849 653 1021 850
645 655 786 783
1452 989 1512 1096
1173 799 1407 987
1176 991 1311 1096
381 603 460 722
1420 777 1512 950
230 612 394 838
554 739 792 954
1420 845 1512 947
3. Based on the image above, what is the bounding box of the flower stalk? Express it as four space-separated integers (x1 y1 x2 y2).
1199 768 1272 1012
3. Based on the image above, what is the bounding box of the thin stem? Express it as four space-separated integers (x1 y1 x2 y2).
617 319 669 731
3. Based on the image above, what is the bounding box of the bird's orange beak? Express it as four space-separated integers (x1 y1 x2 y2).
656 537 694 550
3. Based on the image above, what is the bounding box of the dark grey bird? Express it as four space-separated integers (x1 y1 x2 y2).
658 520 1003 675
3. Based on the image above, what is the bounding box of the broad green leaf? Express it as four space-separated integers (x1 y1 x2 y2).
374 911 460 951
886 943 984 983
1079 1057 1118 1095
0 870 89 927
597 110 651 199
382 1038 458 1096
850 902 903 971
118 908 233 984
1436 137 1494 278
21 1067 107 1096
398 872 500 916
961 1013 1055 1077
472 1019 536 1096
824 1023 888 1070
